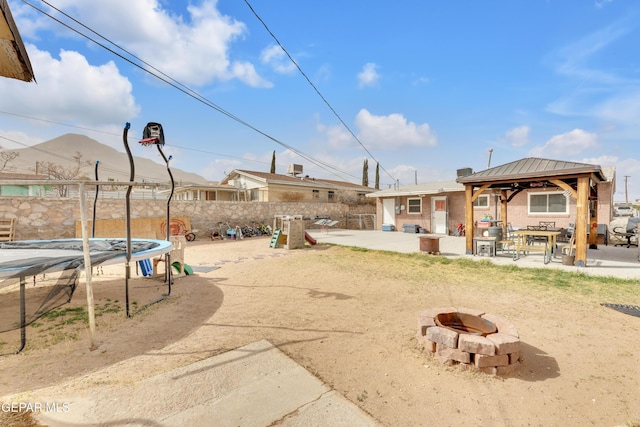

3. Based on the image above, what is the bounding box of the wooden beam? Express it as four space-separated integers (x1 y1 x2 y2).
549 179 578 199
500 190 508 237
575 176 589 266
471 183 491 202
465 185 474 254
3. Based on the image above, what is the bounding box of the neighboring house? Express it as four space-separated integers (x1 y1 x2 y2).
220 167 375 202
366 158 616 236
0 172 50 196
165 183 239 202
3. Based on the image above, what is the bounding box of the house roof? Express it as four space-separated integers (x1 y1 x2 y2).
0 172 49 180
0 0 35 82
456 157 607 186
221 169 375 192
366 181 464 198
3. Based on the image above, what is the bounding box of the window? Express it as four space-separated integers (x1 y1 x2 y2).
328 191 334 200
473 195 489 208
251 189 260 201
528 192 568 214
408 198 422 214
312 189 319 199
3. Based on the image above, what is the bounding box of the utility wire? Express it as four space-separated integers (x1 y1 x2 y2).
20 0 363 184
243 0 397 184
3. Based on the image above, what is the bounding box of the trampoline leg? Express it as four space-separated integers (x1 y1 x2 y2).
17 277 26 354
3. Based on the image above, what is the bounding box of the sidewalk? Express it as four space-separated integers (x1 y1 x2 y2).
306 229 640 280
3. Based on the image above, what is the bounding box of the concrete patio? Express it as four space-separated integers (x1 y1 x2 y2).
306 229 640 280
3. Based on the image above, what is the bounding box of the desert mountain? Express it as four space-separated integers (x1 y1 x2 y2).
4 134 210 184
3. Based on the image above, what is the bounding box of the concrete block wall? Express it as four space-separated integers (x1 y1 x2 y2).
0 196 375 241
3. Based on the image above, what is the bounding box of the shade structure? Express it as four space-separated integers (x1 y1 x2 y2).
0 0 35 82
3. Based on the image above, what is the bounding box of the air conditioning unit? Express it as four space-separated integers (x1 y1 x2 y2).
287 164 303 176
456 167 473 178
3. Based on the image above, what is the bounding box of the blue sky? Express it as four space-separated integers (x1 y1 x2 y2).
1 0 639 201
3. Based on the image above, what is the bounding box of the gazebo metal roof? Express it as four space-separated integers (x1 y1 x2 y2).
457 157 607 188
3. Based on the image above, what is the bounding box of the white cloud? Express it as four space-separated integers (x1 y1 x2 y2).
595 0 614 9
0 45 139 126
357 63 380 88
354 109 437 149
505 125 530 147
25 0 270 88
260 45 296 74
529 129 598 158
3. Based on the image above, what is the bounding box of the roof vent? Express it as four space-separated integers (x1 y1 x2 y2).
287 164 303 176
456 167 473 178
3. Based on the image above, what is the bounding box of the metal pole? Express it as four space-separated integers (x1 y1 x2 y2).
92 161 99 237
157 146 174 291
123 123 133 317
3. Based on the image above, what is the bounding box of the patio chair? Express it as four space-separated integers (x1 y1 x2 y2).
497 222 516 255
526 225 547 245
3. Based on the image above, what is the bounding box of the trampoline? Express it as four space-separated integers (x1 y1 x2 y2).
0 238 172 354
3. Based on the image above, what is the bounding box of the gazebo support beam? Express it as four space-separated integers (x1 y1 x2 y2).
575 176 589 266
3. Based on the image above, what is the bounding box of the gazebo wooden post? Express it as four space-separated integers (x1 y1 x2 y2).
589 195 599 249
500 190 508 238
575 176 590 267
465 185 474 254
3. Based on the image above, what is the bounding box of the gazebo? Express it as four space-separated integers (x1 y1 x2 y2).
457 158 608 267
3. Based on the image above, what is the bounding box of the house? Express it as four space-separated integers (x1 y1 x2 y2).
366 158 615 241
220 167 375 202
365 181 465 234
0 172 50 196
167 183 239 202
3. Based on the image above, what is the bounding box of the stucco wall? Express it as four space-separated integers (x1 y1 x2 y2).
0 197 375 241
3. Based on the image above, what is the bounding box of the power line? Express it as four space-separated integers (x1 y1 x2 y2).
19 0 364 184
243 0 397 184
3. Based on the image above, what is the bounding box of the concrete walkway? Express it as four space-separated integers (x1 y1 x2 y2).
306 229 640 280
36 340 378 427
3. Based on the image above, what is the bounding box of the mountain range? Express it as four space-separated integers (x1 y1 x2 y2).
2 134 210 184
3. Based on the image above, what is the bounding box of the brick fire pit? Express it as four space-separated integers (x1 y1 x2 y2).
416 307 521 375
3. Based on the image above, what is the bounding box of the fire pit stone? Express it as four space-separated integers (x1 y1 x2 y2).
416 307 521 375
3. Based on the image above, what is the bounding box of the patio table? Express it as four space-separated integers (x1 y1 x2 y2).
512 230 560 264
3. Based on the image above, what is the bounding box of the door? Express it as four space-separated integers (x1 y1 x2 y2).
382 198 395 227
431 196 448 234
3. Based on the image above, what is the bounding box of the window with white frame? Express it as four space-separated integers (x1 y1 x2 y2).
473 195 489 208
528 191 568 214
407 197 422 214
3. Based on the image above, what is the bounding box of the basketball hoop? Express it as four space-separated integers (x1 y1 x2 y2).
139 122 165 146
139 137 160 146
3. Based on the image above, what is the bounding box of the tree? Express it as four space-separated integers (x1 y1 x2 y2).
362 158 369 187
270 150 276 173
37 151 91 197
0 149 19 172
375 162 380 190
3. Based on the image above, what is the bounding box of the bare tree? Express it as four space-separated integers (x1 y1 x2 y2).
38 151 92 197
0 149 19 172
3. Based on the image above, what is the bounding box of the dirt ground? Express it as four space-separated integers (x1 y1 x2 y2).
1 236 640 426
